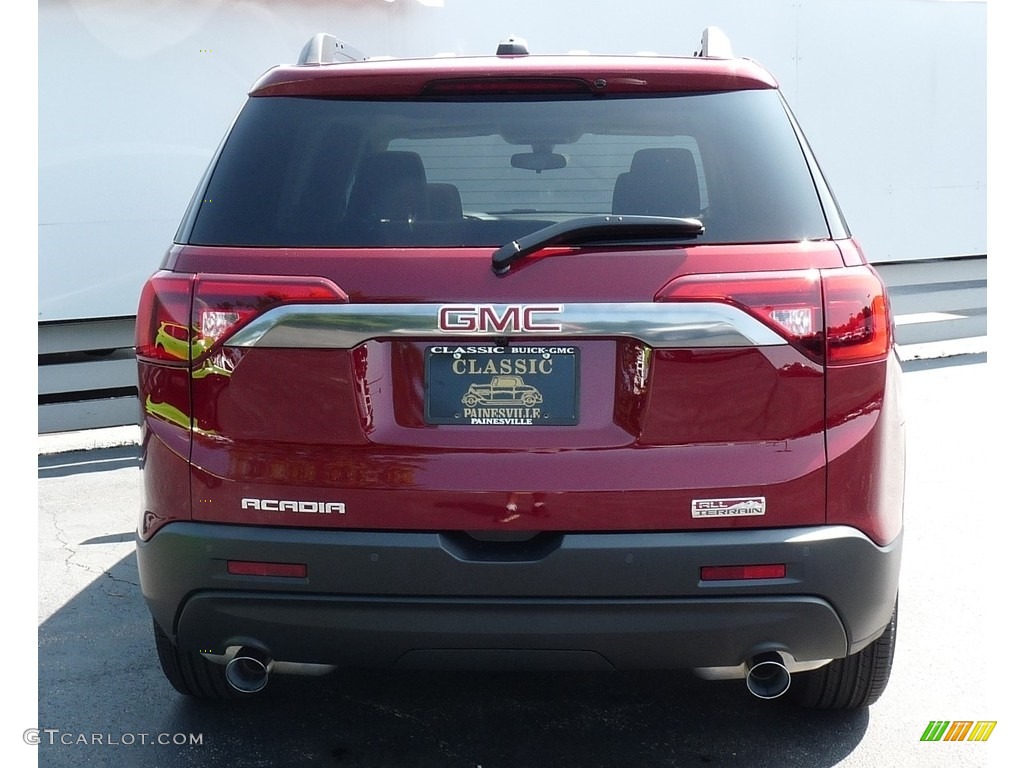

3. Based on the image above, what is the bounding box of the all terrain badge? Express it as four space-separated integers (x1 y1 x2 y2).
691 497 767 518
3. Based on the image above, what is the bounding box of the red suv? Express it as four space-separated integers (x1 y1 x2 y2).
135 29 903 708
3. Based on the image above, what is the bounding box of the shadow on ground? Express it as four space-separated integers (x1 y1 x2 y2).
38 445 141 480
38 543 869 768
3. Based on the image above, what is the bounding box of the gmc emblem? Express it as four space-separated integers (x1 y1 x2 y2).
438 304 563 334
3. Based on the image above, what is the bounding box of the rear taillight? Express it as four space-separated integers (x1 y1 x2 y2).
656 269 825 361
192 274 347 357
135 271 347 364
655 266 892 365
822 266 892 364
135 272 193 364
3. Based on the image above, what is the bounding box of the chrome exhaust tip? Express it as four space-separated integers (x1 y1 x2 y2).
745 651 791 699
225 647 273 694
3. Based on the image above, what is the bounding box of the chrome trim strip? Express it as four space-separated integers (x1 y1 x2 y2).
225 303 788 349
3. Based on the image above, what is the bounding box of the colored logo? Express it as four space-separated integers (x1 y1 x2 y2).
920 721 997 742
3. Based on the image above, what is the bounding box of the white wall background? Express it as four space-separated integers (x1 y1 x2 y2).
38 0 986 321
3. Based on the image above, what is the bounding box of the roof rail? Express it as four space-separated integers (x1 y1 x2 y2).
496 35 529 56
297 33 368 65
696 26 733 59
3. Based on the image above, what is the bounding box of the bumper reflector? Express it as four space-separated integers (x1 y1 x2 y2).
227 560 308 578
700 564 786 581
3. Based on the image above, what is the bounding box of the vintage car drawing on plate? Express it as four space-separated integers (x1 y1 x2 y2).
461 375 544 407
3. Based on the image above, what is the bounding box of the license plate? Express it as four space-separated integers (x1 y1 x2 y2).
425 345 579 426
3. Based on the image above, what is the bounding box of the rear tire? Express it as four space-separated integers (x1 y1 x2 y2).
152 619 240 700
790 598 898 710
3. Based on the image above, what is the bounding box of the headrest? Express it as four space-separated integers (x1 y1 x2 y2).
347 151 429 222
612 147 701 218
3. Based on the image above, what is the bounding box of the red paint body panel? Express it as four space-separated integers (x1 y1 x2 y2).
140 239 902 546
824 354 905 545
181 340 827 532
137 364 192 537
141 241 852 538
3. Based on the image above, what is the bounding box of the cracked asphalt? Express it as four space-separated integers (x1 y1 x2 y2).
35 356 1014 768
38 447 141 621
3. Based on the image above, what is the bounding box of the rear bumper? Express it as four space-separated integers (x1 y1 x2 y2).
137 523 901 670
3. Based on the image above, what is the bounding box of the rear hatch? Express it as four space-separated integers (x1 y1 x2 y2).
140 58 858 535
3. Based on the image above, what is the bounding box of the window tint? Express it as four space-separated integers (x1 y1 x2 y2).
187 91 830 247
389 133 709 215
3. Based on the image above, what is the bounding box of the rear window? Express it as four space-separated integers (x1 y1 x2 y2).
185 90 830 247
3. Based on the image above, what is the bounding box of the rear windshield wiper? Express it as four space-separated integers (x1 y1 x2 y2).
492 215 705 275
